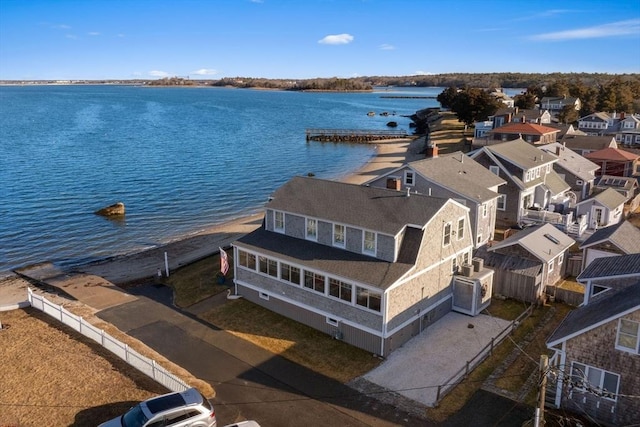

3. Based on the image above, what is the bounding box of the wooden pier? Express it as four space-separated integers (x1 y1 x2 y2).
305 128 409 143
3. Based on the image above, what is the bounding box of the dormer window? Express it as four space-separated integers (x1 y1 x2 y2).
274 211 285 232
333 223 345 247
404 171 415 186
363 230 376 255
306 218 317 241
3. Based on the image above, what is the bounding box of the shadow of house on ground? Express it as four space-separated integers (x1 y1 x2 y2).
72 401 139 427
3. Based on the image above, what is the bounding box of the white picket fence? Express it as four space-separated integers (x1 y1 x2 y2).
27 288 189 393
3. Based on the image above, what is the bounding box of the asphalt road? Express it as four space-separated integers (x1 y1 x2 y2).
97 293 432 427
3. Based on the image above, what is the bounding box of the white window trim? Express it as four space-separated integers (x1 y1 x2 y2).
363 229 376 255
333 223 346 248
558 253 564 265
326 317 339 327
404 170 415 186
616 318 640 354
497 194 506 211
482 203 488 218
548 259 554 273
305 217 318 241
489 165 500 176
456 217 465 240
570 362 620 401
273 210 285 233
443 222 452 246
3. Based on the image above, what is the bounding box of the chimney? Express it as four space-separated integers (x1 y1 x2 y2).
621 112 625 120
521 115 526 123
426 142 438 158
556 145 562 155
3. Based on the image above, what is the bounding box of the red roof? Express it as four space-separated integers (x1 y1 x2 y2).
489 122 560 136
585 147 640 162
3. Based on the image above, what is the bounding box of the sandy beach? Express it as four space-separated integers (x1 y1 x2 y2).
12 136 425 287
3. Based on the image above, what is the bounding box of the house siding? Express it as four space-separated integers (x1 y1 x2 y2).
367 166 496 249
561 310 640 426
235 267 383 331
386 202 473 330
238 285 383 355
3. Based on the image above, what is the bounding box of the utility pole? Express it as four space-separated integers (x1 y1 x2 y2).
534 354 549 427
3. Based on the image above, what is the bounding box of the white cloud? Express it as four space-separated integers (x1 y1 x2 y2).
65 34 78 40
250 0 263 3
88 32 100 36
530 19 640 41
414 71 434 75
318 33 354 45
513 9 573 21
149 70 170 77
117 33 125 38
51 24 71 30
192 68 218 76
379 43 395 50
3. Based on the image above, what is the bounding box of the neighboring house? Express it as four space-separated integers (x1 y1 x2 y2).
584 147 640 177
594 175 639 200
615 114 640 146
579 220 640 270
546 255 640 426
365 151 506 248
491 107 551 127
232 176 494 357
540 96 581 114
469 139 570 227
561 134 618 157
544 123 585 139
490 90 514 107
476 224 574 303
575 188 627 230
483 121 560 146
539 143 600 202
577 112 615 136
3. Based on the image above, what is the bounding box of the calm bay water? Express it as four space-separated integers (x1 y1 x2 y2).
0 85 441 271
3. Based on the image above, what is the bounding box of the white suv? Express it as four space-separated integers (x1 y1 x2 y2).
98 388 217 427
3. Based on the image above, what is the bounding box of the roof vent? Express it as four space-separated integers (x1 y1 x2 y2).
544 233 559 244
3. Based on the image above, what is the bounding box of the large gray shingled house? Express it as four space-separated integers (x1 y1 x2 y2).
364 151 506 248
232 176 494 356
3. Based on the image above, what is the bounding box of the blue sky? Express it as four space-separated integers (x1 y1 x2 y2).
1 0 639 80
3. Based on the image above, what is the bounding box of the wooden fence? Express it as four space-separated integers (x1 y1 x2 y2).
433 304 534 406
27 288 189 393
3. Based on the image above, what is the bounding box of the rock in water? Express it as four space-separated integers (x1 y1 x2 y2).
386 121 398 127
95 202 125 217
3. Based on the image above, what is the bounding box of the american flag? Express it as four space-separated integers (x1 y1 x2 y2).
219 247 229 275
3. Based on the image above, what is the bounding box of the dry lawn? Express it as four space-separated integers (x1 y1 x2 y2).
0 308 166 427
429 111 474 154
199 299 381 384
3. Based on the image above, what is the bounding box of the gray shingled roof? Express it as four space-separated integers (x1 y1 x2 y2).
489 223 575 263
407 151 506 203
547 282 640 347
539 143 600 181
590 187 628 210
474 246 542 277
577 253 640 281
235 227 414 289
579 221 640 253
561 135 617 151
543 170 571 196
486 139 557 171
266 176 451 236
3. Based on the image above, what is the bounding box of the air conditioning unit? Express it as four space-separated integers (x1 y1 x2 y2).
472 257 484 272
461 264 473 277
